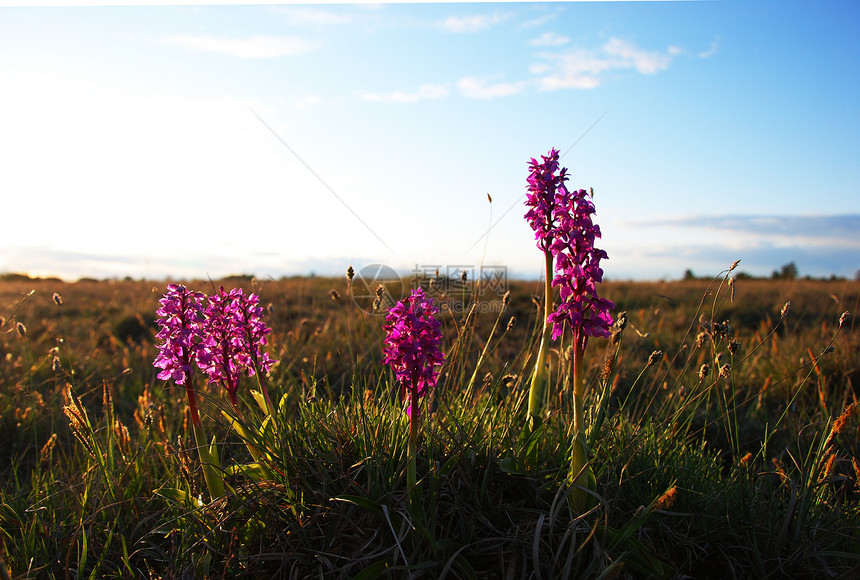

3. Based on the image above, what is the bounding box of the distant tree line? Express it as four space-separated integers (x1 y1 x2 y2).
683 262 859 282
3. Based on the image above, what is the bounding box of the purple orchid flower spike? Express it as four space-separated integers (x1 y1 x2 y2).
153 283 207 425
382 286 445 508
382 287 445 430
547 187 614 343
197 286 278 412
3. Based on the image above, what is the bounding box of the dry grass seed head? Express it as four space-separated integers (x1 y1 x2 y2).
614 310 628 332
819 452 837 483
853 457 860 491
102 381 114 417
39 433 58 465
825 402 857 449
114 419 131 455
728 338 741 356
175 435 195 489
653 485 678 511
601 355 616 382
832 403 856 436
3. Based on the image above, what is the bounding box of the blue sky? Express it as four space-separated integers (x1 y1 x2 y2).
1 1 858 282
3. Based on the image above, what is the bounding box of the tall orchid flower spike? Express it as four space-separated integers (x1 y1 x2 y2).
382 287 445 434
547 186 614 514
153 284 225 500
232 288 277 417
523 148 571 432
154 283 208 426
198 287 278 415
382 287 445 507
199 287 245 407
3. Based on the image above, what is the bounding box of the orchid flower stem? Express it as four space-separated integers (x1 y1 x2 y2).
569 332 594 514
407 386 419 511
381 288 445 511
185 381 201 428
527 248 555 431
572 332 586 437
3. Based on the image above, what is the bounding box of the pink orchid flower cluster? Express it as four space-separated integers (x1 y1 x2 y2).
524 148 614 341
154 283 277 416
382 287 445 427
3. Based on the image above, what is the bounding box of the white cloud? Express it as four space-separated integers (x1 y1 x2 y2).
528 63 551 75
520 9 563 30
534 36 679 91
293 95 323 110
437 12 511 33
361 83 449 103
163 34 318 58
643 214 860 248
529 32 570 47
602 37 674 74
457 77 525 99
698 41 719 59
269 6 353 28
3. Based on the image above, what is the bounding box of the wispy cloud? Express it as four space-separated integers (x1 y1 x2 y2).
645 214 860 244
629 243 858 279
293 95 324 110
529 32 570 47
520 6 564 30
361 83 449 103
623 214 860 278
361 35 680 101
436 12 512 33
533 36 680 91
268 6 354 29
698 40 719 59
457 77 526 99
163 34 318 58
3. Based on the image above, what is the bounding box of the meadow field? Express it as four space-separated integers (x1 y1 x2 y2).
0 272 858 578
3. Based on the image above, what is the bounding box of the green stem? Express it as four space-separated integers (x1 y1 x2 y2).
569 330 594 515
572 332 586 437
527 249 555 430
407 386 419 511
